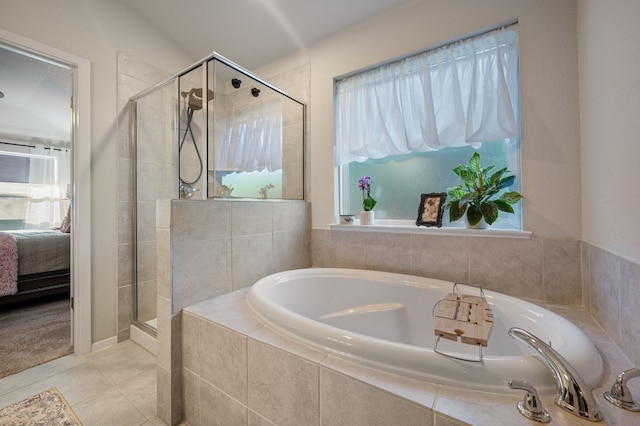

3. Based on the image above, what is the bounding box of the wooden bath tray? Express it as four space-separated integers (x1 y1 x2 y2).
434 289 494 347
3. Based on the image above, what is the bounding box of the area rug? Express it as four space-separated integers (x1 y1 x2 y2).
0 387 82 425
0 296 73 379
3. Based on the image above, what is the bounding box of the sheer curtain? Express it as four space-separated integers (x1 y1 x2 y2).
216 100 283 172
335 24 519 165
25 147 71 228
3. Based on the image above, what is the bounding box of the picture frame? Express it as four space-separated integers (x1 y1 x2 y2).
416 192 447 227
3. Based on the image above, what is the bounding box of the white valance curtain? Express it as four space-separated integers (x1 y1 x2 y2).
215 101 283 172
25 147 71 228
335 24 519 165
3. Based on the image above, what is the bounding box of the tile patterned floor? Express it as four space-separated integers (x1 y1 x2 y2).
0 340 166 425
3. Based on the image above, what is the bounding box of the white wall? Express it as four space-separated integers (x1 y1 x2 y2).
0 0 194 343
578 1 640 265
259 0 581 239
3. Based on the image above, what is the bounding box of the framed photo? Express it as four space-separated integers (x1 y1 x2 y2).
416 192 447 227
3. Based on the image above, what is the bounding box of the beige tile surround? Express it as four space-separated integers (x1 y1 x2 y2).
181 286 639 425
178 228 640 425
312 229 583 306
312 228 640 369
157 199 311 424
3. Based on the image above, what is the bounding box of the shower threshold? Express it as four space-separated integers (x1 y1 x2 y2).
130 319 157 356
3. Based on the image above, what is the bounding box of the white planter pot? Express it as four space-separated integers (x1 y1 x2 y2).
360 210 375 225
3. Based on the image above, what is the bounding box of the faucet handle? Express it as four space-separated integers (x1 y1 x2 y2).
604 368 640 411
508 379 551 423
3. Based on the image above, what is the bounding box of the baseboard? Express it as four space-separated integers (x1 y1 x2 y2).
91 335 118 353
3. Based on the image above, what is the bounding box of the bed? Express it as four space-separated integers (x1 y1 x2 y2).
0 230 70 306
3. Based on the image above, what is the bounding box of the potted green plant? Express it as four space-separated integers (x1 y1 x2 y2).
358 175 377 225
445 152 522 228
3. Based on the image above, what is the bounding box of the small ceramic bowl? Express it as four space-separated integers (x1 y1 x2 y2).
339 214 355 225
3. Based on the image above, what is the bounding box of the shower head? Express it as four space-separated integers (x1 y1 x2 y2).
251 87 261 98
183 88 214 110
232 78 242 89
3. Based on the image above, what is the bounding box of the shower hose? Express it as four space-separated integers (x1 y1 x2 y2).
179 107 203 186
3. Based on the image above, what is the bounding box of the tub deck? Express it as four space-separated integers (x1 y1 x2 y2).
182 283 638 426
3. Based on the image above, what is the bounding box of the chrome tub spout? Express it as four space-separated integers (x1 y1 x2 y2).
508 327 602 422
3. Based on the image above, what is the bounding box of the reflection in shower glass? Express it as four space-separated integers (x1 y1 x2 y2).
178 65 209 200
209 60 305 200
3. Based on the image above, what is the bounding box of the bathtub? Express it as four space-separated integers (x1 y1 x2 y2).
247 268 604 394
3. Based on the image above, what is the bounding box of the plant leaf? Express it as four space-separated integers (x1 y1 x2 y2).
449 200 466 222
479 202 498 225
363 197 376 211
497 175 516 190
482 165 496 176
494 199 514 213
469 152 481 174
499 191 523 204
446 187 466 202
457 169 476 187
467 204 482 225
486 167 507 187
452 165 468 177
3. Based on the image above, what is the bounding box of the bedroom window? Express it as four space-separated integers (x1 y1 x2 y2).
335 23 521 229
0 148 71 230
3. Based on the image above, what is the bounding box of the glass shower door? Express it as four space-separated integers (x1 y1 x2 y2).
132 79 178 334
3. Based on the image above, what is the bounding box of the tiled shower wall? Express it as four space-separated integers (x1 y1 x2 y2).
311 229 640 367
155 62 312 425
213 73 305 200
117 56 311 342
157 199 311 424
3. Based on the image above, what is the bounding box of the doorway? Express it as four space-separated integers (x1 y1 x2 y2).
0 42 74 377
0 29 91 359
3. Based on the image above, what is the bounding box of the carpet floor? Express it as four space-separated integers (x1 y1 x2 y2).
0 295 73 379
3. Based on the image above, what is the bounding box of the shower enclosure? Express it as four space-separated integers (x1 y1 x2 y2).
129 53 306 336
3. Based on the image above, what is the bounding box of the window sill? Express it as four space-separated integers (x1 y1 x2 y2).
329 220 532 238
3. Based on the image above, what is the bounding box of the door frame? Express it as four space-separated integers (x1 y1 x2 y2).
0 29 92 355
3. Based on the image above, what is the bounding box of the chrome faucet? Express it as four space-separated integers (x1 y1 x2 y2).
604 368 640 411
508 379 551 423
508 327 603 422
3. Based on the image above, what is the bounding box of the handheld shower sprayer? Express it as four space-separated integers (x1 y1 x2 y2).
180 88 214 111
179 87 213 196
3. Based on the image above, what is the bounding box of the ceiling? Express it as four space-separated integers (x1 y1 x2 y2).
0 0 411 147
118 0 413 69
0 45 72 148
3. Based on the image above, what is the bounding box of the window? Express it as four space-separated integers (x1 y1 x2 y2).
0 147 71 230
335 24 520 229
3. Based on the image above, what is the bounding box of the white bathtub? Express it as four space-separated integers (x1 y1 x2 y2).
247 268 604 394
